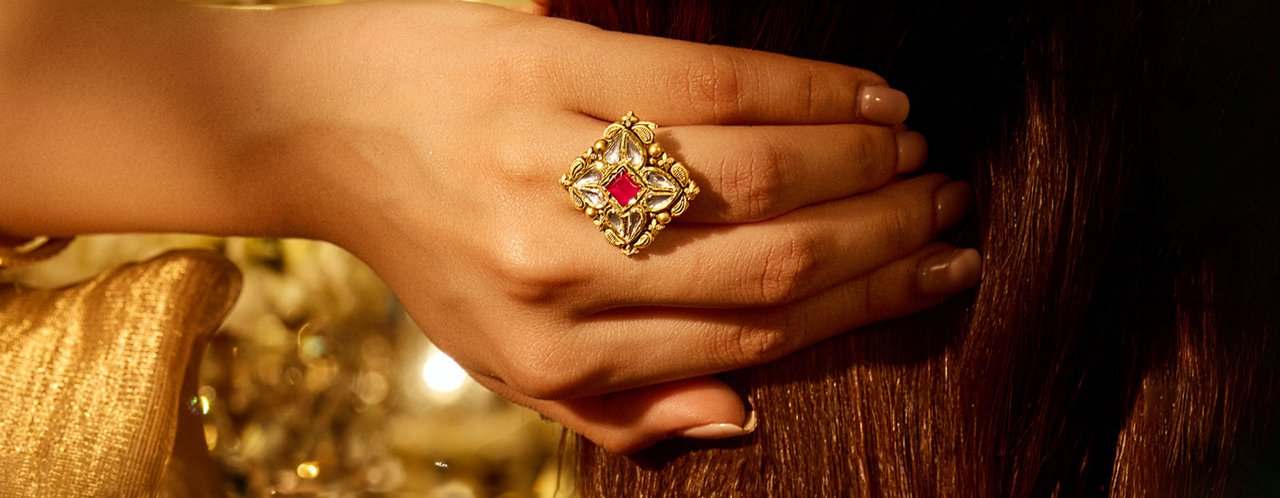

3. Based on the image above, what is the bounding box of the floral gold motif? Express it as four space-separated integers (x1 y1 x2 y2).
560 112 699 256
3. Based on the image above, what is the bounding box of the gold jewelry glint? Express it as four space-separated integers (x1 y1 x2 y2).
560 112 699 256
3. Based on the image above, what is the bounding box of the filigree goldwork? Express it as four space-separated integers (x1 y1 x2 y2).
560 112 700 255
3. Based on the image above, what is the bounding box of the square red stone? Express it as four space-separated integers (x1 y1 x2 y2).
606 172 642 206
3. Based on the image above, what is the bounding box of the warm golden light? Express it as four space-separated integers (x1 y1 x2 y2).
421 349 467 394
203 424 218 450
296 461 320 480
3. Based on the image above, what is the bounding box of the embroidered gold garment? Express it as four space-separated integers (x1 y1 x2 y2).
0 245 240 497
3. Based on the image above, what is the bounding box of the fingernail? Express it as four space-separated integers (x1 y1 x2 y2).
678 410 758 440
859 86 910 125
895 131 928 174
934 181 971 230
917 248 983 295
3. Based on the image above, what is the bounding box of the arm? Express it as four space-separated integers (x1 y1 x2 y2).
0 1 303 238
0 0 979 453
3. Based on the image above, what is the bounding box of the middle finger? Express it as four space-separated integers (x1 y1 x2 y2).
656 123 927 223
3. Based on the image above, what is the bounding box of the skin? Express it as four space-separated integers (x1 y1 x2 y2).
0 0 977 453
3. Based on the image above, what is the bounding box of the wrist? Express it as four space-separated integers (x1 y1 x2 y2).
236 2 458 256
135 4 377 246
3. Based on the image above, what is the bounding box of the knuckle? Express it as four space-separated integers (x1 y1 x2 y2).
857 273 877 322
754 233 819 304
492 240 577 305
488 127 546 186
490 36 555 85
493 154 543 187
855 263 902 325
881 199 924 253
726 315 789 366
502 342 585 400
481 31 575 110
847 126 897 186
803 65 832 120
723 140 788 220
675 49 745 121
804 67 862 118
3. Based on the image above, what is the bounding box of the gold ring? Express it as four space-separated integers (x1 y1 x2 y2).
560 112 699 256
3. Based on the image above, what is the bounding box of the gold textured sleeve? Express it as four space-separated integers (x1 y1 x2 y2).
0 249 242 497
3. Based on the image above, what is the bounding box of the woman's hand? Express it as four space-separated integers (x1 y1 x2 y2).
0 0 980 454
262 2 979 452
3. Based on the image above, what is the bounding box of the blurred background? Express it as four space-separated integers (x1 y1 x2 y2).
6 233 569 498
4 3 571 497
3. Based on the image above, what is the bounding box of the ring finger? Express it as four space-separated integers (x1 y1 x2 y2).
547 112 928 224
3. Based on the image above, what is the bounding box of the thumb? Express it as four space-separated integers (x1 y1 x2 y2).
473 374 755 454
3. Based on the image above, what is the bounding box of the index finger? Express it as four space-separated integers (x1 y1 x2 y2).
555 29 910 126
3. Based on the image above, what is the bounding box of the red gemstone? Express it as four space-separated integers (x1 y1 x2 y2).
606 172 642 205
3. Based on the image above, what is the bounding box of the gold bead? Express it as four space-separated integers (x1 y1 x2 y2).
594 140 607 152
584 207 597 217
656 212 672 224
648 143 664 157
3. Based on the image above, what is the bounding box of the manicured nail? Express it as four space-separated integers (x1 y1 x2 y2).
917 248 983 295
678 410 758 440
895 131 928 173
859 86 910 125
934 181 971 230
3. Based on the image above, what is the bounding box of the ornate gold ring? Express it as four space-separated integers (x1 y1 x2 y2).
560 112 699 256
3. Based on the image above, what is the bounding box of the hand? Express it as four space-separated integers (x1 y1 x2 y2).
0 0 977 453
239 2 981 453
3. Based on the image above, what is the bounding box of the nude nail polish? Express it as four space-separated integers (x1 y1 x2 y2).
934 181 971 229
678 410 759 440
859 86 910 125
895 131 928 174
917 248 983 295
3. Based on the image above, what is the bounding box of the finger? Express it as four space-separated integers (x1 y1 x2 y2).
576 174 968 309
542 115 927 224
534 243 982 398
657 124 927 223
472 374 753 454
555 31 910 125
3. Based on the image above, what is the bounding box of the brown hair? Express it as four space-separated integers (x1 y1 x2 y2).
554 0 1280 495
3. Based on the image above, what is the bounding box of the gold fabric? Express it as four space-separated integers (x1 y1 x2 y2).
0 236 73 268
0 249 241 497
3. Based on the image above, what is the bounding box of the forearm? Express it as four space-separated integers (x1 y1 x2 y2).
0 1 318 240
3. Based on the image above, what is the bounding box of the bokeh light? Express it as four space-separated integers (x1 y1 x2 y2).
422 348 468 395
